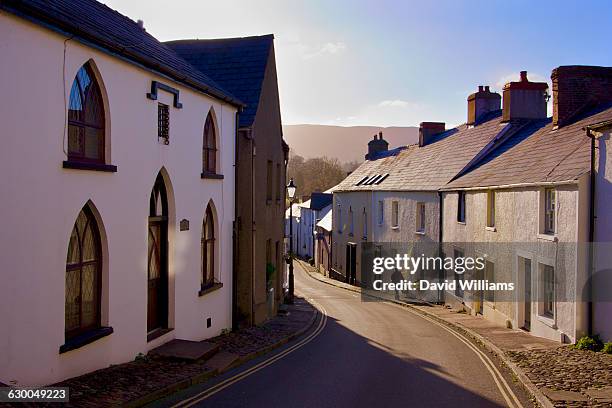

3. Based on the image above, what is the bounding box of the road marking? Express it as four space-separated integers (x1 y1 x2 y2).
389 303 523 408
170 297 328 408
300 265 523 408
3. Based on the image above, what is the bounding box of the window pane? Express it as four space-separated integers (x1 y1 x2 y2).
148 227 160 280
67 227 80 265
65 268 81 333
68 80 84 122
68 125 84 156
84 127 102 161
81 263 98 328
206 241 214 283
82 222 98 262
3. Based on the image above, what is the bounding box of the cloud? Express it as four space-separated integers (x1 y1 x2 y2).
300 42 347 59
378 99 410 108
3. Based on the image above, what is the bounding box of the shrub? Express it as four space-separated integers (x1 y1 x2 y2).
603 342 612 354
574 335 603 352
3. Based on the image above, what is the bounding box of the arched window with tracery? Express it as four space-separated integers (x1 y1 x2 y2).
202 111 217 174
202 204 216 288
67 62 105 163
65 205 102 339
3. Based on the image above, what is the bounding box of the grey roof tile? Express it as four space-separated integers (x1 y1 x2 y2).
166 35 274 128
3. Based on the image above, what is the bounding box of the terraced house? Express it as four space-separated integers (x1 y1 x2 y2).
167 35 288 327
442 67 612 344
331 87 522 288
0 0 242 385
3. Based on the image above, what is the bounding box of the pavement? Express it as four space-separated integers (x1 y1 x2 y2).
154 261 535 408
3 296 316 408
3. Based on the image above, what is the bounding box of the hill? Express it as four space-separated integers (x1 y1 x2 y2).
282 124 419 163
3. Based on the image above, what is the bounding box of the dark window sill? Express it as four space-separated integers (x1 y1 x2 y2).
63 161 117 172
198 282 223 297
147 327 174 342
201 172 224 180
60 326 113 354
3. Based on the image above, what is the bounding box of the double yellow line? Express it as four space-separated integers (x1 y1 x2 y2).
171 299 328 408
393 303 523 408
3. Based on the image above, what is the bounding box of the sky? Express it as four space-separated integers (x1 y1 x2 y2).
102 0 612 128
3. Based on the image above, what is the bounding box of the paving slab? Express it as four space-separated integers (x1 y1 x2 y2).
204 351 240 373
584 386 612 403
542 388 589 402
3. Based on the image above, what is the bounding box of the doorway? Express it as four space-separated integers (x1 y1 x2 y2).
346 243 357 285
522 257 532 331
148 173 169 336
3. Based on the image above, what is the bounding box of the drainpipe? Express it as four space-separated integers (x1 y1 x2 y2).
438 191 444 304
232 112 240 331
587 129 596 335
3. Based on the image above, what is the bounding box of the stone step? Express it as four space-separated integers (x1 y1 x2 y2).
149 339 219 361
204 351 240 373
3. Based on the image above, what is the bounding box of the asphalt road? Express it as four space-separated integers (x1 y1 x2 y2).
157 263 531 408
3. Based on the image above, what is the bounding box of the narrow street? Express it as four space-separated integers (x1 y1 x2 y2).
154 262 532 408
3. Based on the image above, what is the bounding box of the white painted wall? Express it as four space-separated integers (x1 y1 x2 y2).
593 130 612 342
0 14 236 385
442 180 590 343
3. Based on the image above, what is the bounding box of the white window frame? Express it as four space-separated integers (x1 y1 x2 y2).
539 263 555 320
543 188 556 235
457 191 466 223
486 190 496 229
416 202 426 233
391 201 399 229
362 208 367 239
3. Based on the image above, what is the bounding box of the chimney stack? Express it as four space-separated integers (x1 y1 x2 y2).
551 65 612 127
502 71 548 122
365 131 389 160
467 85 501 125
419 122 445 147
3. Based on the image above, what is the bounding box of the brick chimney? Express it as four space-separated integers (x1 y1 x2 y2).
419 122 445 147
467 85 501 125
365 131 389 160
552 66 612 127
502 71 548 122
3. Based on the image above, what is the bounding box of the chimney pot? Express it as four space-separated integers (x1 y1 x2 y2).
478 85 484 92
520 71 528 81
379 131 383 140
485 85 490 92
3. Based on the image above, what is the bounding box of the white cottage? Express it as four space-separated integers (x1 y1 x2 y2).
0 0 241 385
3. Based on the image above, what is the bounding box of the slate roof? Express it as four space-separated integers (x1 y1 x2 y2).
444 104 612 189
334 111 512 192
1 0 243 107
165 35 274 128
309 192 333 211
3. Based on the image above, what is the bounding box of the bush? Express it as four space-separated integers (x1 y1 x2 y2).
603 342 612 354
574 335 603 352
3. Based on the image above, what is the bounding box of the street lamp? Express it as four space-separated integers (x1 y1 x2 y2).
286 178 296 304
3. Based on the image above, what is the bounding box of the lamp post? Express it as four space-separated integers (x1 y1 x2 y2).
286 178 297 304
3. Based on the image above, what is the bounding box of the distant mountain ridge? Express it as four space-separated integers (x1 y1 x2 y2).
282 124 419 163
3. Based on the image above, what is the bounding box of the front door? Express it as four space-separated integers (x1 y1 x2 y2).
147 174 169 334
523 258 532 331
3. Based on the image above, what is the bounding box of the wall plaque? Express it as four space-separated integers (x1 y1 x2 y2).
180 219 189 231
